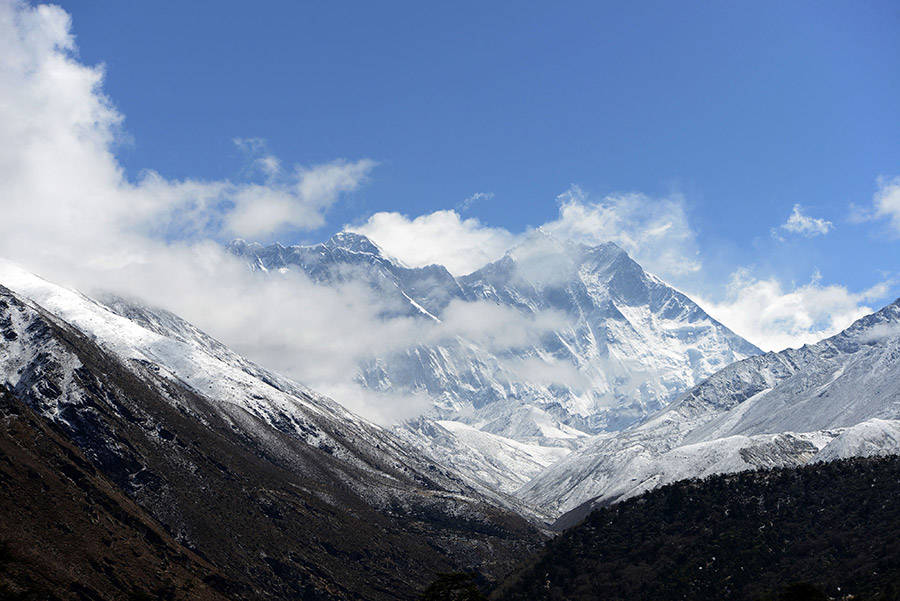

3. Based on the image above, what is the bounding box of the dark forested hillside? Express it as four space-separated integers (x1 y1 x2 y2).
492 456 900 601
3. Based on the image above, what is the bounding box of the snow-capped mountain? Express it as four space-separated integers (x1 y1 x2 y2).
521 296 900 520
229 232 759 492
0 260 541 600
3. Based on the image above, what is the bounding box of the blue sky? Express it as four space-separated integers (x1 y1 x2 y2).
60 0 899 288
3 0 899 351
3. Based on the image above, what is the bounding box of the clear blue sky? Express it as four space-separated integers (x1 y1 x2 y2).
59 0 899 294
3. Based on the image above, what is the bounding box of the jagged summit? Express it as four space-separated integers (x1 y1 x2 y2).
323 231 385 256
229 231 389 264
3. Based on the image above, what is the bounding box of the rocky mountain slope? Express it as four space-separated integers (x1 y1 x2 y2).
0 261 543 600
229 232 759 493
0 385 230 601
519 296 900 518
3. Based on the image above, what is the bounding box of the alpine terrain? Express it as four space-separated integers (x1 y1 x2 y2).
519 294 900 521
229 232 760 493
0 260 542 601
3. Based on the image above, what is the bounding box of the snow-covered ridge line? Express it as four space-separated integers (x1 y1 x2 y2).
229 231 762 496
0 258 546 518
521 296 900 516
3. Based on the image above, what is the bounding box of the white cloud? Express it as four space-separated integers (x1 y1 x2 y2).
224 159 376 239
696 269 891 351
779 204 833 237
234 137 282 178
853 176 900 234
457 191 494 212
350 186 701 281
348 210 517 275
542 186 702 278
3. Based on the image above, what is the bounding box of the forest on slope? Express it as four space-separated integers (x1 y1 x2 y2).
488 456 900 601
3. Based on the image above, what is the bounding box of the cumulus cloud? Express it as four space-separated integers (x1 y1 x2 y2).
348 210 517 275
696 269 892 351
779 204 833 237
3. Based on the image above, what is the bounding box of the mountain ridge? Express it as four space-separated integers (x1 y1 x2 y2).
229 231 760 494
519 295 900 516
0 261 543 600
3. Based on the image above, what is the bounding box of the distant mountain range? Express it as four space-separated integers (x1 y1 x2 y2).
229 231 759 492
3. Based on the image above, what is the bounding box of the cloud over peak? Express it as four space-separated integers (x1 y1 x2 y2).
349 186 701 280
697 269 891 351
224 158 377 239
348 210 516 275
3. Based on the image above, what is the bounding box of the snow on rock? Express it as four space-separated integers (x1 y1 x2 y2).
521 297 900 516
0 259 532 514
815 419 900 461
230 232 760 494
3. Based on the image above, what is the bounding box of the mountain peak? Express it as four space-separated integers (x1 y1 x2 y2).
325 231 384 256
225 238 262 254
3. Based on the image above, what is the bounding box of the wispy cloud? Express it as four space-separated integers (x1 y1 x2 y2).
542 185 702 278
457 191 494 212
851 176 900 235
224 158 377 239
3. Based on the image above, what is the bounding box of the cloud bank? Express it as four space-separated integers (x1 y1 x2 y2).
696 270 891 351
